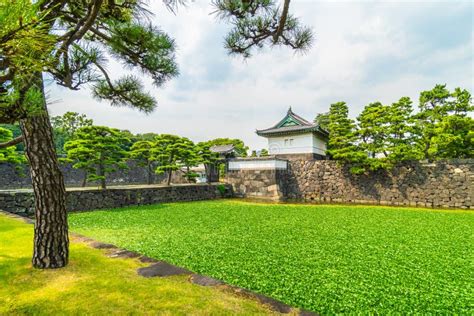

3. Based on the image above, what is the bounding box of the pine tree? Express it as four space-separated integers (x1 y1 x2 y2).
314 112 330 131
327 102 367 174
196 141 221 183
416 85 473 159
63 126 129 189
356 102 391 170
51 112 93 155
153 134 196 186
386 97 422 163
0 0 312 268
130 140 157 185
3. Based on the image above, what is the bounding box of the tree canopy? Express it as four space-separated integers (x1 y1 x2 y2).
63 126 129 189
325 85 473 174
153 134 197 185
51 112 94 155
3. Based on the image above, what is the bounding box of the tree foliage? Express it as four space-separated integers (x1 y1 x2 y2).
314 112 329 131
0 127 24 164
129 140 157 185
152 134 197 185
327 102 366 174
63 126 129 189
196 140 221 183
51 112 93 155
416 85 473 159
213 0 313 58
326 85 473 174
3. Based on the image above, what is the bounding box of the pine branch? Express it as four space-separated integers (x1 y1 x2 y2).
273 0 290 42
0 135 23 149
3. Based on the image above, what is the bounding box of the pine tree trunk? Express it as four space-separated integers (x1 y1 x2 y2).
97 162 106 189
82 170 87 187
20 77 69 269
147 163 153 185
167 170 172 186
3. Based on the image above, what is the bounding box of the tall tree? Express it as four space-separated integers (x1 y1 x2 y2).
327 102 367 174
385 97 422 163
196 141 221 183
415 84 452 159
153 134 196 186
51 112 93 155
129 140 157 185
0 0 312 268
423 87 474 158
0 0 177 268
356 102 391 170
63 126 129 189
314 112 329 131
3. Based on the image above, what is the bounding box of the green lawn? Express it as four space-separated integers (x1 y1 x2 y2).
0 213 277 315
69 200 474 314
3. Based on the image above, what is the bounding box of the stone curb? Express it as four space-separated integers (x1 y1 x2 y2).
74 232 318 315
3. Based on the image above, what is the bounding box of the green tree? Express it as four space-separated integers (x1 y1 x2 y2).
196 141 221 184
416 86 473 159
386 97 422 163
0 0 177 268
327 102 367 174
356 102 391 170
153 134 196 186
63 126 129 189
0 127 25 164
129 141 157 185
0 0 312 269
51 112 93 155
314 112 329 131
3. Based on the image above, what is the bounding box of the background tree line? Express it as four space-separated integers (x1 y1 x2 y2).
1 111 250 188
318 84 473 174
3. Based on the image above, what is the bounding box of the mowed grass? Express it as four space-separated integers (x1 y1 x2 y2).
69 200 474 314
0 213 277 315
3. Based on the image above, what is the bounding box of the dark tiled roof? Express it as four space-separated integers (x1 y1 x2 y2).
210 144 235 154
256 107 328 137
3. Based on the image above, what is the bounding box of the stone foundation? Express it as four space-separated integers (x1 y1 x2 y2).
0 184 232 216
226 169 286 200
228 159 473 209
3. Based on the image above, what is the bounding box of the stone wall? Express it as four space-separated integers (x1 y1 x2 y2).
228 159 473 209
226 169 286 200
0 161 169 189
0 184 232 216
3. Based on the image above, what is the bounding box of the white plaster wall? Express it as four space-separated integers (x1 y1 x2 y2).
267 133 326 155
312 134 327 155
228 159 288 170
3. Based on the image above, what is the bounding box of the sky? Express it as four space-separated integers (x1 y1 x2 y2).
47 0 474 151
